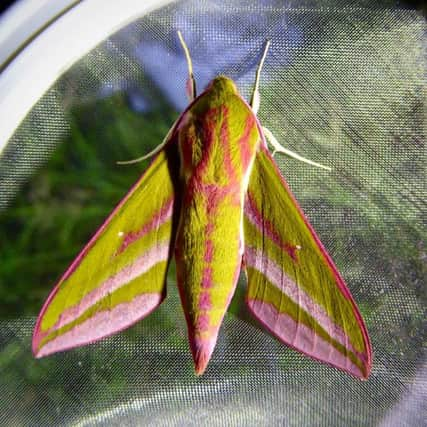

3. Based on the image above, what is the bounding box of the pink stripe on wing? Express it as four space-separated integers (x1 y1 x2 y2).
37 293 162 357
245 194 299 261
117 197 173 254
245 247 365 362
247 299 363 378
52 241 170 333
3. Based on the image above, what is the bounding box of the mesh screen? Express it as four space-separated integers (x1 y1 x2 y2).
1 1 426 426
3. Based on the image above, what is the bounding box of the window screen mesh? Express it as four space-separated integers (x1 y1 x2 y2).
0 1 425 426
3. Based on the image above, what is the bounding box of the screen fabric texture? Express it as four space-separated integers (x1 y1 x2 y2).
0 1 425 426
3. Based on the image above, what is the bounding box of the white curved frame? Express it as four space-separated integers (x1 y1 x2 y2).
0 0 175 151
0 0 81 67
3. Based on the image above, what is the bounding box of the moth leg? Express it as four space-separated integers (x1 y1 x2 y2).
262 126 331 171
250 39 271 115
117 117 179 165
177 30 196 101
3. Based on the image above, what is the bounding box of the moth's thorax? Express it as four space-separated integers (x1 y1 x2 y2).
177 77 260 188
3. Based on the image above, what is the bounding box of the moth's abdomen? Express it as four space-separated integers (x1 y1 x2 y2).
175 185 242 375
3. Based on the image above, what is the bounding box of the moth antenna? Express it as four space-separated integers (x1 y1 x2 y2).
250 39 271 115
262 127 332 171
177 30 197 101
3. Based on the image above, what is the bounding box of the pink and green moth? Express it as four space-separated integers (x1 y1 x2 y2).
32 32 372 379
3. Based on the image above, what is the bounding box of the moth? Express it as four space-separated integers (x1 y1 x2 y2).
33 32 372 378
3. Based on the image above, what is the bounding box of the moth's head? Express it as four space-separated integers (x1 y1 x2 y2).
205 76 238 97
